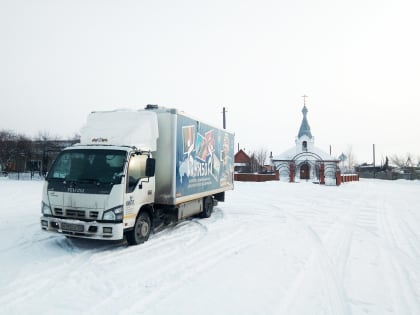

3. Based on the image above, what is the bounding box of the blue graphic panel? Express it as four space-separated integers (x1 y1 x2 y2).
176 115 234 197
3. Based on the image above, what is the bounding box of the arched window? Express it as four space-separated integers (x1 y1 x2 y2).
302 141 307 151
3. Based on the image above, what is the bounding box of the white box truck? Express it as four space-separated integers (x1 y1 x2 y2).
40 105 234 245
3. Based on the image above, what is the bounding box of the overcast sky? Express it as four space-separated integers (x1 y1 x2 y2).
1 0 419 164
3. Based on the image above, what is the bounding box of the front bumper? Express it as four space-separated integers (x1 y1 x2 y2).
40 216 124 241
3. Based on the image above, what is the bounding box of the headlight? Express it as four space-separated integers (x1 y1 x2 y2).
102 206 124 221
41 202 52 216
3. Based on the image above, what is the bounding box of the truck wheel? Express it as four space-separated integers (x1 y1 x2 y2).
200 196 213 218
126 212 151 245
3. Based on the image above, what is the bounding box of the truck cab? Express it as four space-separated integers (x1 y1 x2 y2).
41 145 156 244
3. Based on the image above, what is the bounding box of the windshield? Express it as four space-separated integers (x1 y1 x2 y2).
47 149 127 184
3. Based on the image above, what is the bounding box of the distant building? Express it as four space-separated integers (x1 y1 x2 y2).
234 149 279 182
271 103 339 184
234 149 252 173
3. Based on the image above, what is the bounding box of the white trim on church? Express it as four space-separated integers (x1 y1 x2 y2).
271 103 339 185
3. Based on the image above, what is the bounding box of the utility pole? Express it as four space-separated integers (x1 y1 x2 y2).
373 144 376 178
222 107 227 129
373 144 376 167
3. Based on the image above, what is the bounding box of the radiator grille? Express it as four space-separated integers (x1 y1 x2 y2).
89 211 99 219
66 209 85 218
53 208 99 220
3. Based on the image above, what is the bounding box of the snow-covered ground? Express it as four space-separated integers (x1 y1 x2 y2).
1 178 420 315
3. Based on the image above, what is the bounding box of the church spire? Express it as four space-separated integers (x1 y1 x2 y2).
297 96 313 139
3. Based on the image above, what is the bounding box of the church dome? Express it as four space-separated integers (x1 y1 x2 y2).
297 105 313 139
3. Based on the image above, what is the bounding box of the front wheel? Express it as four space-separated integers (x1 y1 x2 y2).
126 212 151 245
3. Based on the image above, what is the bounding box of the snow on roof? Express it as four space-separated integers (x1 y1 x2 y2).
272 144 337 161
80 110 159 150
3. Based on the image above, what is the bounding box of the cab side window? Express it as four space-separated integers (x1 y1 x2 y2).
126 155 147 193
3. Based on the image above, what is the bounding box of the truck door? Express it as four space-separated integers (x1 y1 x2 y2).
124 154 154 228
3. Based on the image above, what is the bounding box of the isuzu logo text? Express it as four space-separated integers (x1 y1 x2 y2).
67 188 85 193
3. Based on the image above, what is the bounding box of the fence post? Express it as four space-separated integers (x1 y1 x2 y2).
336 170 341 186
320 163 325 185
289 162 295 183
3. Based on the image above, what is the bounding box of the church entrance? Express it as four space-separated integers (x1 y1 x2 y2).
300 163 310 180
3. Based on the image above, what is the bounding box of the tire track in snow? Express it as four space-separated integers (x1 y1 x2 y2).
0 234 124 314
275 204 357 315
88 215 274 314
387 199 420 261
1 205 276 315
0 240 103 311
89 209 221 267
323 204 360 283
377 200 420 314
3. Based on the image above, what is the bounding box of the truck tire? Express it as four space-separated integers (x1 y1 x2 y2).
200 196 213 218
126 212 151 245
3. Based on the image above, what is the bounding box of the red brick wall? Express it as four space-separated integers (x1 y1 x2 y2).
234 170 279 182
341 174 360 182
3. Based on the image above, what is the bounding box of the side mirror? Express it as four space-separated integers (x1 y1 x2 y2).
145 158 156 177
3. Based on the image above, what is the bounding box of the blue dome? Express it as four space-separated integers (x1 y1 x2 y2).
297 105 313 139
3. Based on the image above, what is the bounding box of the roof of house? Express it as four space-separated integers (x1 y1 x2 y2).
234 149 250 163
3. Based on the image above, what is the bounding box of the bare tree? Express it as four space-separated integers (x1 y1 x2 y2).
246 152 256 173
390 154 417 168
35 131 61 142
34 131 63 175
0 130 32 172
248 147 268 173
0 130 13 171
390 154 405 168
255 147 268 172
1 129 80 174
345 145 356 172
71 132 81 141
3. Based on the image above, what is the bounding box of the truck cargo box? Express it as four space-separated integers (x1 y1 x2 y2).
152 108 234 205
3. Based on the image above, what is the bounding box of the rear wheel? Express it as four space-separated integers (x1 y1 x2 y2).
126 212 151 245
200 196 214 218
